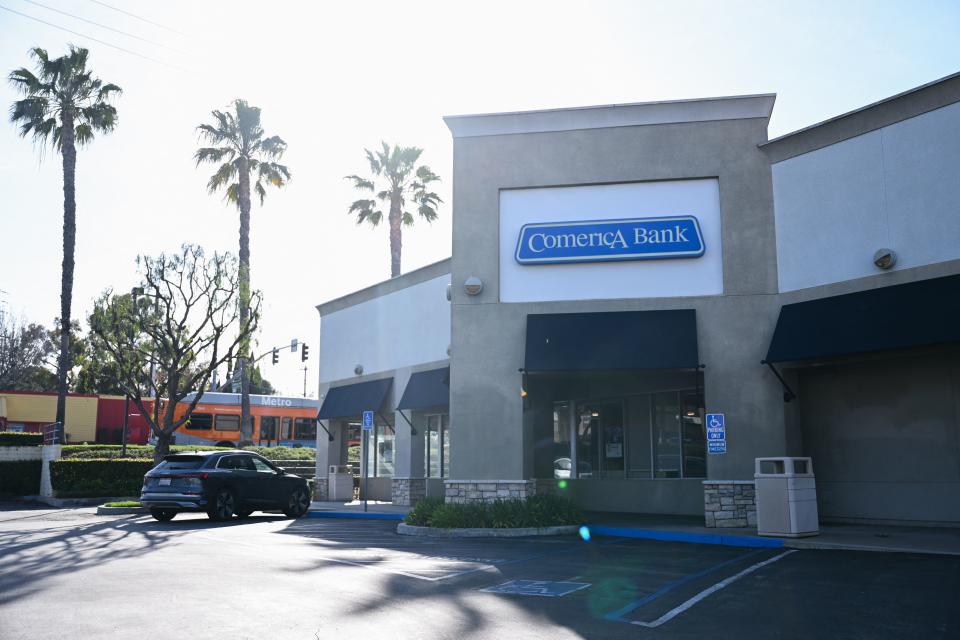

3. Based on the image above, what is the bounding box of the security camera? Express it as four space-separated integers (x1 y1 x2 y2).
354 364 364 375
873 248 897 270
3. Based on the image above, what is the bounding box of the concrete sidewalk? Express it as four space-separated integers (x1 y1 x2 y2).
308 500 411 519
586 512 960 556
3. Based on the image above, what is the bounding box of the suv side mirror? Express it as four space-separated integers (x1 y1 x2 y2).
277 468 286 476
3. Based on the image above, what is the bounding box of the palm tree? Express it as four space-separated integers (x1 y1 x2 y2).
194 99 289 444
345 143 442 278
8 46 121 431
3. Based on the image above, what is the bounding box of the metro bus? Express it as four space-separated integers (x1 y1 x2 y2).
170 392 320 448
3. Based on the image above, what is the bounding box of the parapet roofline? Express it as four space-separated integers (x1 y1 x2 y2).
443 93 777 138
316 257 451 316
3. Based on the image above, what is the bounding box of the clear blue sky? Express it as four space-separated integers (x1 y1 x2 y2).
1 0 958 395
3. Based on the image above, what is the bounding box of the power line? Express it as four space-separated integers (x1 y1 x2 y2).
85 0 184 36
0 4 185 71
21 0 186 54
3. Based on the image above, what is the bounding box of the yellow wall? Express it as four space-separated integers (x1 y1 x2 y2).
0 394 98 443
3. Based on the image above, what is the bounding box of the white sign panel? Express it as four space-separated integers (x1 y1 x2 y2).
499 179 723 303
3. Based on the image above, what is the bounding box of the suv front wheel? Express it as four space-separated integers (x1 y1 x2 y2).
284 486 310 518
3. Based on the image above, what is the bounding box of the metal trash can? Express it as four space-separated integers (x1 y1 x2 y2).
754 457 819 537
328 465 353 501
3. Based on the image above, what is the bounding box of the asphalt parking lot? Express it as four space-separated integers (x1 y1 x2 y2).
1 505 958 640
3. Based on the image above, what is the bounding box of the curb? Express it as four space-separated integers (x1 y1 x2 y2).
587 524 784 549
96 506 148 516
307 511 406 521
30 496 138 508
397 523 580 538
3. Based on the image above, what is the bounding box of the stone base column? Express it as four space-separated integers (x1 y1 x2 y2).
444 479 536 504
40 444 62 498
392 478 427 506
703 480 756 528
312 478 329 502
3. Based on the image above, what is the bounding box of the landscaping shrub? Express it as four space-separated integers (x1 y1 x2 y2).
0 432 43 446
0 460 42 496
62 444 234 460
50 459 154 497
243 446 315 461
405 494 585 529
405 496 444 526
103 501 141 508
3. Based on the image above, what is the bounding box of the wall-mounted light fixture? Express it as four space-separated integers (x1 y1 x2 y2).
464 276 483 296
354 364 364 376
873 248 897 270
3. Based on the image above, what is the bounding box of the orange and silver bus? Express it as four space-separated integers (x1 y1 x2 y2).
170 392 320 448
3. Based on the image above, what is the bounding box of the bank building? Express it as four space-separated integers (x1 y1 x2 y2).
312 71 960 528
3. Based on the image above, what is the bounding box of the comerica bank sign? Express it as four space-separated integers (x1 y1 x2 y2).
515 216 705 265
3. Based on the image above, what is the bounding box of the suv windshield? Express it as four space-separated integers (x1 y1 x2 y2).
155 456 205 471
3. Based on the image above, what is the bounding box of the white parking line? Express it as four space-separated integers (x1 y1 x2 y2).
630 550 798 629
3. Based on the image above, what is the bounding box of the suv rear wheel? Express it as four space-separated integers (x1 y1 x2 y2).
150 508 177 522
207 488 237 521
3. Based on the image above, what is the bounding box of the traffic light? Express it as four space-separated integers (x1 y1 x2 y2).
301 343 309 362
271 348 279 365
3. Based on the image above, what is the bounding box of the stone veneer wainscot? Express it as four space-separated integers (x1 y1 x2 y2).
444 480 536 503
703 480 757 528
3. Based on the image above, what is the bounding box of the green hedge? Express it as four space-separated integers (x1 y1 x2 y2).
60 444 315 461
50 459 154 497
0 460 42 495
405 494 585 529
0 432 43 446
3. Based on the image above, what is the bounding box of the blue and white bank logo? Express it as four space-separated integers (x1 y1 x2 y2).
515 216 705 265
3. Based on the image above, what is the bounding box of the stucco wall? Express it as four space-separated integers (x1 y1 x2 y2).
772 101 960 292
318 274 450 383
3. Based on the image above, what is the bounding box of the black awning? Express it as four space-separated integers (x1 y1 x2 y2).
524 309 699 372
317 378 392 420
765 274 960 364
397 367 450 411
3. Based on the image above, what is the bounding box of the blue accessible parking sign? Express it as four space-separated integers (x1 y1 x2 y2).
706 413 726 454
362 410 374 431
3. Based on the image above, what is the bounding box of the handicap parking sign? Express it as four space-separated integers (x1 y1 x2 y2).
706 413 726 455
362 410 374 431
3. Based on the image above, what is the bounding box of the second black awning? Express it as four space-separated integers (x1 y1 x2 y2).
524 309 699 372
397 367 450 411
317 378 393 419
765 274 960 364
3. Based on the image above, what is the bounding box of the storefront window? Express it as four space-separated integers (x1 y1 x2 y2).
366 423 395 477
538 389 704 480
425 413 450 478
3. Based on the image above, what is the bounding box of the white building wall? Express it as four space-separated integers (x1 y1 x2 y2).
318 274 450 383
772 101 960 292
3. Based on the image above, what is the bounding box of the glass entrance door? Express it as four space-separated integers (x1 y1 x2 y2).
575 402 625 478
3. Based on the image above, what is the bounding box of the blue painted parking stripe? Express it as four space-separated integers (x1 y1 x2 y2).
588 525 784 549
603 548 766 622
307 511 405 520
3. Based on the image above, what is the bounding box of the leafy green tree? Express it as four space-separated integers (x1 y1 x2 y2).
345 142 442 278
7 46 121 427
194 99 290 445
0 317 53 390
218 364 275 395
89 245 260 463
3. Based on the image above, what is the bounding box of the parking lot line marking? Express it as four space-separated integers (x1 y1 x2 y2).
629 550 798 629
604 549 765 621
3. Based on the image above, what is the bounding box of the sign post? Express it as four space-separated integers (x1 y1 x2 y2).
706 413 726 455
362 410 374 512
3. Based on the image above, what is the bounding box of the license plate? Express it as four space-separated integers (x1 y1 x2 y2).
158 478 171 486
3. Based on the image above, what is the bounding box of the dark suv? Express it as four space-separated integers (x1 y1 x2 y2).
140 451 312 522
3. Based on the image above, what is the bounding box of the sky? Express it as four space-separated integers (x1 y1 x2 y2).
0 0 958 396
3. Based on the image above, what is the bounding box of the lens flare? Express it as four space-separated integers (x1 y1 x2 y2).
578 525 591 541
557 479 568 490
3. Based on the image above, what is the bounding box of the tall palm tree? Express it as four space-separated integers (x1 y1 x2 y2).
194 99 289 444
8 46 121 431
345 143 442 278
